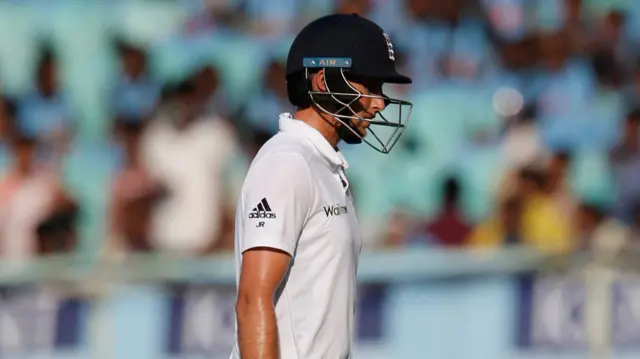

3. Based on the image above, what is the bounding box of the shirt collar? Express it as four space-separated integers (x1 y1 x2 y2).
278 113 349 170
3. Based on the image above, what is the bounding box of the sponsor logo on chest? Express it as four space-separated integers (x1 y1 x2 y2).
324 204 349 217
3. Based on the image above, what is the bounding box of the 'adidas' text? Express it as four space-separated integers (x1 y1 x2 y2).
249 212 276 219
249 198 277 219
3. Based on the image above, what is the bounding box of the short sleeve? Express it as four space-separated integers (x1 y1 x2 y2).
239 152 314 256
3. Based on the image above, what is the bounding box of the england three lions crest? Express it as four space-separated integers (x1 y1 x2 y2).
382 33 395 61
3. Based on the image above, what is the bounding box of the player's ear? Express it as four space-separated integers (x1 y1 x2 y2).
311 69 328 93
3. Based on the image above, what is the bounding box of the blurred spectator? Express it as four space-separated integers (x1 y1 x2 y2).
589 10 634 71
610 108 640 222
36 200 79 256
547 150 578 223
482 0 527 42
629 203 640 242
242 0 303 37
486 37 536 114
419 176 471 247
0 134 76 261
536 30 585 117
601 10 625 46
18 46 73 157
432 0 464 23
405 0 431 21
335 0 372 15
591 50 623 91
500 104 547 169
192 65 229 118
247 128 273 159
497 36 537 73
478 167 572 252
182 0 217 34
0 97 18 167
575 201 629 254
384 209 414 247
439 5 488 83
242 59 291 135
439 51 481 83
181 0 246 34
0 96 17 140
468 194 524 248
517 166 573 252
141 79 240 255
108 120 162 255
563 0 590 55
111 39 160 120
625 61 640 107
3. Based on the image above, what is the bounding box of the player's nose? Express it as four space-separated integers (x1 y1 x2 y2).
370 95 387 113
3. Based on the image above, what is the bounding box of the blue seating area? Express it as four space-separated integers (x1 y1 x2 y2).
0 0 638 254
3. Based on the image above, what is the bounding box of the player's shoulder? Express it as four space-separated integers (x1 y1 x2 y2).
243 132 317 184
253 131 317 167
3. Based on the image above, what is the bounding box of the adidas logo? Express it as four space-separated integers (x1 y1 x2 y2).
249 198 277 219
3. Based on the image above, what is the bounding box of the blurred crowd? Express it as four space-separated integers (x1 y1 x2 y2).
1 0 640 264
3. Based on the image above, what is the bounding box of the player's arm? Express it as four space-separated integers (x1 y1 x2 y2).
236 247 290 359
235 152 314 359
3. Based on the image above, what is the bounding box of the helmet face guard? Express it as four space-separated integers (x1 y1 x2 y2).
304 66 413 154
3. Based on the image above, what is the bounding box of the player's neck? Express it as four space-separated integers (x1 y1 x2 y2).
294 107 341 148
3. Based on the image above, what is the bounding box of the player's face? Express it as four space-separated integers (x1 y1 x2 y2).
346 79 386 137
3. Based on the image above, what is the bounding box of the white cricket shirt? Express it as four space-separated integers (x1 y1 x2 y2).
230 113 362 359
